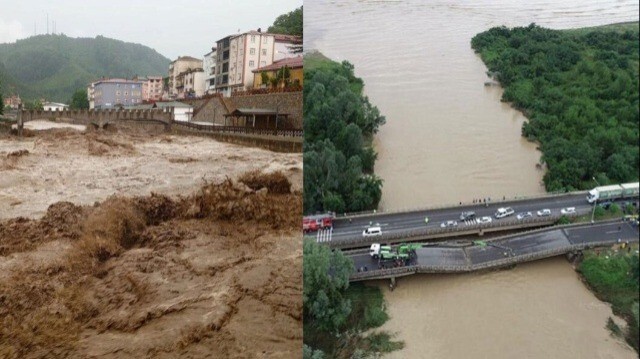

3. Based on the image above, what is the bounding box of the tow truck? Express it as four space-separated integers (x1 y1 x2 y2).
370 243 421 269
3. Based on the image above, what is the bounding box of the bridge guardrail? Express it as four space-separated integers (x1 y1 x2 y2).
174 121 303 137
333 191 588 220
329 213 582 248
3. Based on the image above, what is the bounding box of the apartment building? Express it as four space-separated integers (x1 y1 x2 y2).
168 56 203 98
135 76 164 102
214 30 301 96
203 48 217 94
177 68 206 98
3 95 22 109
91 79 144 109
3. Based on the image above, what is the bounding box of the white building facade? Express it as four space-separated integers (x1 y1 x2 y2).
203 48 217 94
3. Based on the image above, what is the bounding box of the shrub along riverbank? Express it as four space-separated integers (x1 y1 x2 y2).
471 22 639 192
303 51 386 214
578 246 639 353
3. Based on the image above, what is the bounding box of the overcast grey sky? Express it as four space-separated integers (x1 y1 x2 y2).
0 0 302 59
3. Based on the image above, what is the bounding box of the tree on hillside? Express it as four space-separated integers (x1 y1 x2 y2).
303 239 353 333
268 6 302 36
69 89 89 109
268 7 302 53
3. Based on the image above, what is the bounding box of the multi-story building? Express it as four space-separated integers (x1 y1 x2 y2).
3 94 22 109
176 68 206 99
168 56 203 98
203 48 217 94
91 79 144 109
214 30 301 96
252 56 303 89
135 76 164 102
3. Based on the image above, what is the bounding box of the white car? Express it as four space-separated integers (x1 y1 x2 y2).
517 211 533 220
561 207 576 215
537 209 551 217
440 220 458 228
477 216 492 224
363 226 382 237
495 207 515 219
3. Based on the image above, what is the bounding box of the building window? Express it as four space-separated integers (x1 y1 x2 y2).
261 61 266 66
250 48 255 55
262 49 267 56
116 91 121 96
249 60 255 67
124 91 129 96
251 35 255 43
237 74 241 81
263 37 268 44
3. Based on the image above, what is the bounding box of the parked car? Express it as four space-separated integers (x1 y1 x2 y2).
459 211 476 221
362 226 382 237
440 220 458 228
537 209 551 216
516 211 533 220
477 216 492 224
560 207 576 215
494 207 515 219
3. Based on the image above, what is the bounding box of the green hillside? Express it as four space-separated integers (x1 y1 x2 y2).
0 34 170 102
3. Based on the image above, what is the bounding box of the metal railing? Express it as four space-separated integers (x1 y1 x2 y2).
333 191 587 220
174 121 303 137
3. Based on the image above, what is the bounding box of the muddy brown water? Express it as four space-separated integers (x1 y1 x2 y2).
306 0 638 211
306 1 638 357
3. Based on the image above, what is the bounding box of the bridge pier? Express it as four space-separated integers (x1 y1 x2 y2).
389 277 396 291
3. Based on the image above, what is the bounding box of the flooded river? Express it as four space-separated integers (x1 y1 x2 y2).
371 258 636 358
306 0 638 211
305 0 639 357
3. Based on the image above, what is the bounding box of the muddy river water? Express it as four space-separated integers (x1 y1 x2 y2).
306 0 638 357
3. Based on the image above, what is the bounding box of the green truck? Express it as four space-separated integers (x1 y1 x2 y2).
369 243 420 269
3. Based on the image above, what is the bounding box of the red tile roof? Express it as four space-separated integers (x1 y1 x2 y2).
252 56 303 73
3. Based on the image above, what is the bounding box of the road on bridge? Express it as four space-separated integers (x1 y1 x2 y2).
322 193 637 243
349 220 639 277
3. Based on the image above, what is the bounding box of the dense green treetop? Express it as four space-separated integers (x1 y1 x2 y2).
472 23 639 191
304 52 385 214
303 239 353 334
0 34 170 103
69 89 89 109
268 6 303 37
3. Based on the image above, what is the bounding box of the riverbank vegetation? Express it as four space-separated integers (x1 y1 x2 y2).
303 51 386 214
471 22 639 192
578 247 639 352
303 239 403 358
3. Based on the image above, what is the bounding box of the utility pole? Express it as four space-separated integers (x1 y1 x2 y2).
591 176 601 223
46 13 49 34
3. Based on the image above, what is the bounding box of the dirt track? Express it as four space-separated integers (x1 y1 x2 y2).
0 128 302 358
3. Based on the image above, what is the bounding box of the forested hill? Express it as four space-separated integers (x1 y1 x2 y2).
471 22 639 192
0 34 170 102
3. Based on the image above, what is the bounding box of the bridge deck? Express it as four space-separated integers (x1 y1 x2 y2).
349 220 639 281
